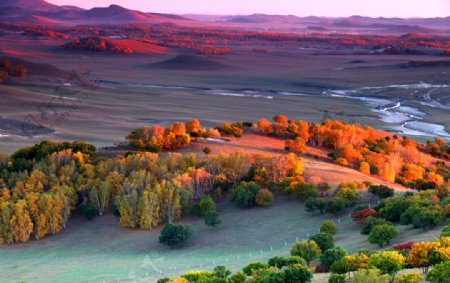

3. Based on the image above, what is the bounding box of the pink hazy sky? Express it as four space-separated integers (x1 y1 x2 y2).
47 0 450 18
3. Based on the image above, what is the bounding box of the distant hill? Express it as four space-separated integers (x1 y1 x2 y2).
0 0 193 25
187 14 450 34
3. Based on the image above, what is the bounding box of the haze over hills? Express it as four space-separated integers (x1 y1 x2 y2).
1 0 449 34
0 0 193 24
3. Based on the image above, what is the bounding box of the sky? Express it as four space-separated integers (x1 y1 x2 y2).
47 0 450 18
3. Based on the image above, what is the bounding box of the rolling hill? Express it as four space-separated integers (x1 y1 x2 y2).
0 0 193 24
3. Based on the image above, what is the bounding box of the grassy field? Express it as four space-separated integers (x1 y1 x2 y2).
1 36 450 153
0 196 442 283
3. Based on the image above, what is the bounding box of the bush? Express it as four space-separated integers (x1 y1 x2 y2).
255 188 274 206
368 251 405 276
326 197 347 215
441 222 450 237
361 217 392 235
320 220 338 236
328 274 346 283
334 186 362 206
79 203 97 220
228 181 260 208
205 210 221 227
228 271 246 283
369 185 394 199
352 208 378 224
320 247 347 269
290 240 322 266
283 265 313 283
203 147 212 154
293 183 319 200
394 271 422 283
309 232 334 252
268 256 306 268
353 269 389 283
330 258 350 275
242 262 268 276
305 198 327 214
191 195 217 217
368 224 398 247
159 224 193 248
426 261 450 283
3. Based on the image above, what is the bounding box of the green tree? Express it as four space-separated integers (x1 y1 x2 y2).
320 220 338 236
394 271 422 283
326 197 347 215
242 262 268 276
369 251 405 281
320 247 347 269
293 183 319 201
368 224 398 247
426 261 450 283
213 265 231 278
441 222 450 237
353 269 389 283
328 274 346 283
228 272 246 283
159 223 193 248
290 240 322 266
283 265 313 283
205 210 221 227
411 207 444 230
228 181 260 208
79 203 97 220
309 232 334 252
361 217 392 235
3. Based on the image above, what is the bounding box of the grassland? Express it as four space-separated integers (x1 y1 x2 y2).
1 35 450 153
0 195 442 283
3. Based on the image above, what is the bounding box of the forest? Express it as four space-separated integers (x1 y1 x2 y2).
0 114 448 283
1 116 449 246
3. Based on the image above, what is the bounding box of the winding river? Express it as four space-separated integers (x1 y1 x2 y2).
97 80 450 140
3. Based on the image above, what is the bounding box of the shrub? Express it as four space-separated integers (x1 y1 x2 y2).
361 217 392 235
328 274 345 283
369 185 395 199
393 241 415 251
228 271 246 283
290 240 322 266
191 195 216 217
159 224 193 248
441 222 450 237
334 186 362 205
320 220 338 236
205 210 221 227
368 251 405 276
213 265 231 278
228 181 260 208
426 261 450 283
203 147 212 154
352 208 378 224
353 269 389 283
394 271 422 283
293 183 319 200
283 265 313 283
326 197 347 215
305 198 327 214
79 203 97 220
330 258 350 275
243 262 268 276
335 158 349 166
309 232 334 252
368 224 398 247
320 247 347 269
255 188 274 206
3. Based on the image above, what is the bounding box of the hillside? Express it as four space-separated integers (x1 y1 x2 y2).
0 0 193 24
